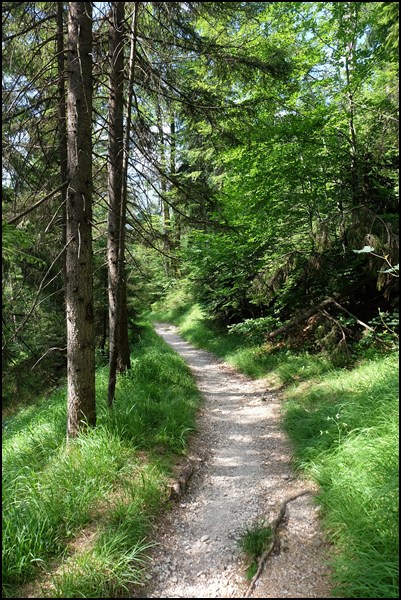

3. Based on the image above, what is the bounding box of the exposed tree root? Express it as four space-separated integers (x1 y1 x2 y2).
245 490 313 598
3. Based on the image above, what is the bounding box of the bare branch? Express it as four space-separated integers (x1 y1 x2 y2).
31 346 67 370
7 182 68 225
3 13 57 43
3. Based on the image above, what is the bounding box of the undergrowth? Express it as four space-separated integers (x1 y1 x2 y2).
2 324 201 598
151 293 399 599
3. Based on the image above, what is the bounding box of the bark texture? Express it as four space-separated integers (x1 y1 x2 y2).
65 2 96 436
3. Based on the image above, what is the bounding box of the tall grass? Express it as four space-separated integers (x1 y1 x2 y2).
151 296 399 599
284 353 399 598
2 324 201 598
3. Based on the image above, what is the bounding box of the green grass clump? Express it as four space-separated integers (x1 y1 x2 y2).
2 430 135 589
50 534 150 598
238 522 272 580
2 324 201 598
48 490 157 598
103 330 199 454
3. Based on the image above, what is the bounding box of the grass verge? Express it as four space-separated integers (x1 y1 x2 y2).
2 324 201 598
151 298 399 599
284 352 399 598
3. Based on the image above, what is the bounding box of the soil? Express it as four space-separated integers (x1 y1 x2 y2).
138 323 333 598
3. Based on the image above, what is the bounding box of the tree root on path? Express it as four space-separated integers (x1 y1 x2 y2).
245 490 313 598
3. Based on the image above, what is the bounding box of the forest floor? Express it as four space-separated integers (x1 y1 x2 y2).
138 323 334 599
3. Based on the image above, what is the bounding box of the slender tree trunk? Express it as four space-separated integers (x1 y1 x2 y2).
343 3 359 209
57 3 68 283
118 2 140 372
157 100 173 276
99 266 108 352
346 50 358 208
107 1 125 405
170 114 181 276
65 2 95 436
118 296 130 371
161 154 172 277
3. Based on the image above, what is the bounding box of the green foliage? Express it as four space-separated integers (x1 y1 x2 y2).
228 317 282 344
356 309 399 353
2 221 46 267
183 230 266 323
168 0 399 352
2 219 67 409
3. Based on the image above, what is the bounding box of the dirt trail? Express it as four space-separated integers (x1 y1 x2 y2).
140 323 333 598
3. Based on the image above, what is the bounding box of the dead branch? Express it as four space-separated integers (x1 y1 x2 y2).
31 347 67 370
266 299 335 340
320 309 349 345
7 182 68 225
266 297 375 340
330 299 374 331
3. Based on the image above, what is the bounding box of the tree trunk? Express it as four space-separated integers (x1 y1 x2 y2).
342 3 360 214
57 3 68 284
118 292 130 372
169 114 181 276
117 3 140 374
157 100 173 276
107 1 125 405
99 266 108 352
65 2 95 437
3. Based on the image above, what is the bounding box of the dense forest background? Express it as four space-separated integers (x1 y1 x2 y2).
2 3 399 597
3 2 398 412
3 1 398 415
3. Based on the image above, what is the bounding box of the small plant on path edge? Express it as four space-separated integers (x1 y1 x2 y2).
238 521 273 580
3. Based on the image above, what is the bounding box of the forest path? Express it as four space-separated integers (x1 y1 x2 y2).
140 323 332 598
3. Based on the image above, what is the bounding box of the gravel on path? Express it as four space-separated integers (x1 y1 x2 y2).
139 323 333 598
